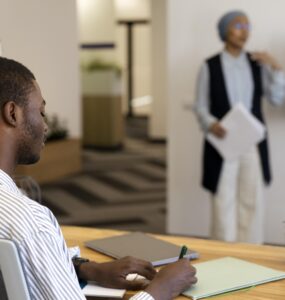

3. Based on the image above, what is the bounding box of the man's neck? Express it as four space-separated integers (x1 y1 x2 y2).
0 141 17 177
0 160 16 178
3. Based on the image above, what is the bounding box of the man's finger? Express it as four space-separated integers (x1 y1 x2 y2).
127 260 157 280
189 276 198 284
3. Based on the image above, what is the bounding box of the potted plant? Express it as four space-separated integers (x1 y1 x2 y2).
45 114 69 142
81 59 122 96
81 59 124 149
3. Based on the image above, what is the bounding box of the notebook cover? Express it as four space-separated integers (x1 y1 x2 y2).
85 232 199 266
183 257 285 300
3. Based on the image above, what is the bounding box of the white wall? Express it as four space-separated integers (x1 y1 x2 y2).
77 0 116 65
0 0 81 137
77 0 152 116
78 0 115 43
167 0 285 244
115 0 151 115
114 0 150 20
149 0 167 139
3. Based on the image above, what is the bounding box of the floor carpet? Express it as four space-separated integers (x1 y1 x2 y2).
41 137 167 234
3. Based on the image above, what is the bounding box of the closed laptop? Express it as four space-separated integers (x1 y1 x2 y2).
85 232 199 266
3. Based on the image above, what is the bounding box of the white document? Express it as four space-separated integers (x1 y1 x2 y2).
206 103 266 161
82 274 146 298
82 282 125 298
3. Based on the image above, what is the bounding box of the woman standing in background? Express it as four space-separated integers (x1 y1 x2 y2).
193 10 285 243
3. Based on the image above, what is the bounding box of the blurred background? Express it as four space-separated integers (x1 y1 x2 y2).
3 0 285 245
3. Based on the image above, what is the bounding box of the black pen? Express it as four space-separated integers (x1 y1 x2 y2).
178 245 188 259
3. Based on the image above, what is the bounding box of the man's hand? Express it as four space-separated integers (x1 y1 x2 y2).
145 259 197 300
251 52 282 71
78 256 156 290
209 122 226 138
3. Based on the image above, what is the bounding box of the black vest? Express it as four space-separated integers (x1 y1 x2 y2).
202 53 272 193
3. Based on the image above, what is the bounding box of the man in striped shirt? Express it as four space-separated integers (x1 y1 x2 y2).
0 57 197 300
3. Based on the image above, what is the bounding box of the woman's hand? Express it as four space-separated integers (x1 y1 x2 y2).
209 122 227 139
251 52 282 70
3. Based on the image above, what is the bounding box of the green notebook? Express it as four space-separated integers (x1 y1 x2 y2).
183 257 285 300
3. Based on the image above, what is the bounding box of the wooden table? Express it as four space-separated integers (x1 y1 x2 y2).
62 226 285 300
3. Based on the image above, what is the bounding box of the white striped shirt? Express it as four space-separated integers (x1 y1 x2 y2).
0 169 153 300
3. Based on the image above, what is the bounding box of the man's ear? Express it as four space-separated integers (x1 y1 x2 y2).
1 101 21 127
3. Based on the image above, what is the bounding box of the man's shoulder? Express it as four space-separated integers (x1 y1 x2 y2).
0 186 49 217
0 188 58 242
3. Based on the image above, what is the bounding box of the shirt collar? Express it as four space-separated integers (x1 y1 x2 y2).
0 169 22 195
222 49 247 65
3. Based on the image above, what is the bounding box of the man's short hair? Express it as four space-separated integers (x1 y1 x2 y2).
0 57 35 109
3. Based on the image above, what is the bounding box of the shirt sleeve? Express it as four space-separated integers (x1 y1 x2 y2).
192 62 217 132
69 246 81 258
129 291 155 300
19 230 85 300
262 64 285 106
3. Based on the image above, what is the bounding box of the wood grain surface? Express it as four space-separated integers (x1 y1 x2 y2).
62 226 285 300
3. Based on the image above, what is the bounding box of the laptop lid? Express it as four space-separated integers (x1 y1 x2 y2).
85 232 199 267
